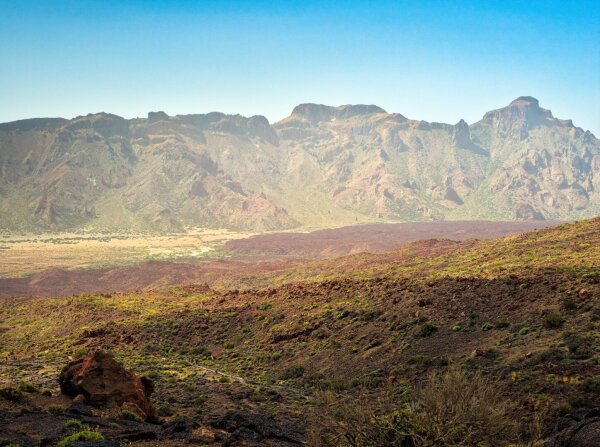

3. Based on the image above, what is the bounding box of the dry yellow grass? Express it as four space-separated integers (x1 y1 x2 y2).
0 229 253 278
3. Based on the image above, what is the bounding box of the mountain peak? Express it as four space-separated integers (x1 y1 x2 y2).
289 103 386 124
509 96 540 107
479 96 558 139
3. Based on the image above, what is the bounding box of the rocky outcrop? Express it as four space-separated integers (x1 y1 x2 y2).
59 350 158 422
546 409 600 447
480 96 559 140
209 410 304 446
147 111 169 123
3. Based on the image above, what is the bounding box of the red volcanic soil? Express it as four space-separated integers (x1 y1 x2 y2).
0 259 302 298
0 220 558 298
224 220 558 257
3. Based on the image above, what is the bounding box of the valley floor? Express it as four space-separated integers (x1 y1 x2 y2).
0 218 598 446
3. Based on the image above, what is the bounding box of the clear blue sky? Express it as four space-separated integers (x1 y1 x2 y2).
1 0 599 134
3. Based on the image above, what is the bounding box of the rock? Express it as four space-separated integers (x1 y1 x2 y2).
162 417 195 438
210 410 303 446
578 288 591 299
546 409 600 446
67 400 94 416
452 119 472 148
59 350 158 422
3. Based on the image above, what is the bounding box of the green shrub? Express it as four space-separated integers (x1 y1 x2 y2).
563 333 594 359
350 372 385 390
17 382 38 393
121 409 143 422
543 313 564 329
73 348 88 359
481 322 494 331
518 327 530 335
495 319 510 329
417 323 438 337
0 386 24 402
529 348 564 365
188 345 211 357
64 419 84 430
451 325 461 332
409 355 433 366
57 430 104 447
561 299 577 313
582 376 600 393
280 364 305 380
317 377 349 392
157 403 175 417
47 404 65 415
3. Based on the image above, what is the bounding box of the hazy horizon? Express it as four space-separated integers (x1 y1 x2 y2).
1 0 599 134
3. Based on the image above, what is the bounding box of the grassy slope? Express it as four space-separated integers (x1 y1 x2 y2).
0 218 598 440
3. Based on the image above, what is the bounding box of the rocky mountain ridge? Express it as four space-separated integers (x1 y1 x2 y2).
0 97 597 231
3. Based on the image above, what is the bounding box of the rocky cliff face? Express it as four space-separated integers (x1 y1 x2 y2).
0 97 597 232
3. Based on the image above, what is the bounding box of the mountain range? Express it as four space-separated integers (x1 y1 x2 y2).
0 96 598 232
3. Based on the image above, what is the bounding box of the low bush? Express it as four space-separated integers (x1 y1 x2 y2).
0 387 24 403
561 299 577 313
543 313 564 329
495 318 510 329
528 348 565 366
582 376 600 394
416 323 437 337
17 382 38 393
57 430 104 447
563 332 594 359
481 322 494 331
280 364 305 380
307 367 518 447
188 345 211 357
47 404 65 415
121 409 143 422
64 419 84 430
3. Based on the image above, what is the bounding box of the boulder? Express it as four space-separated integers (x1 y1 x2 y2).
546 409 600 446
210 410 303 446
59 350 158 422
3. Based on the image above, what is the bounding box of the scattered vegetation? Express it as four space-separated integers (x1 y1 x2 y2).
280 365 305 380
0 218 598 445
308 367 520 447
56 430 104 447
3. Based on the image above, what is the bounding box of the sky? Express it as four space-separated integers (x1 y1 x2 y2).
1 0 599 134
